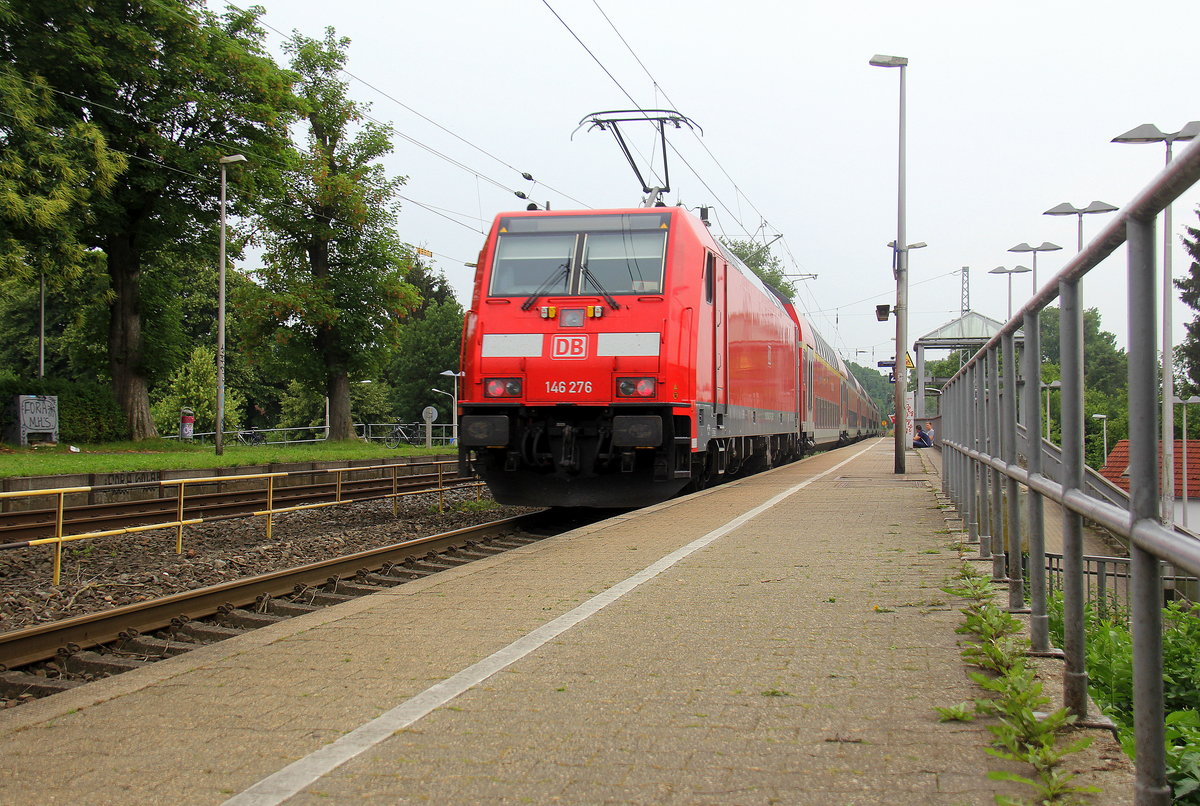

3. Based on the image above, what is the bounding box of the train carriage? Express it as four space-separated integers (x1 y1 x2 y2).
457 205 878 508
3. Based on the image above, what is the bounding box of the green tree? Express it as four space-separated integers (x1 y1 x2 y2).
720 238 795 300
387 300 466 422
149 345 245 435
1 0 298 439
0 66 125 279
1177 213 1200 392
403 256 456 318
239 29 418 442
1038 306 1127 397
845 361 891 417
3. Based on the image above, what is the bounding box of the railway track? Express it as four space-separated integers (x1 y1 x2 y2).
0 509 599 706
0 468 476 544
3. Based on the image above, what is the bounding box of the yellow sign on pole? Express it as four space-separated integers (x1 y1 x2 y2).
416 247 433 258
905 352 915 369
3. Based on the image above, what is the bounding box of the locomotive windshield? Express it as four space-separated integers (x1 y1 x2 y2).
489 213 668 298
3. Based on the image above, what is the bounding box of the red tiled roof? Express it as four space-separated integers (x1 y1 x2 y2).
1098 439 1200 496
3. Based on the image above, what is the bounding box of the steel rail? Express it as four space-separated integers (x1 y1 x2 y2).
0 513 543 671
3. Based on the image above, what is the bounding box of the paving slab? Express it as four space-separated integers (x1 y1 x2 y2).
0 439 1133 805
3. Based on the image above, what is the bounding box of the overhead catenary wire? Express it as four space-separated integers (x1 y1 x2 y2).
0 108 482 270
9 2 524 265
590 0 775 236
550 0 875 356
220 0 592 211
581 0 919 365
135 0 594 213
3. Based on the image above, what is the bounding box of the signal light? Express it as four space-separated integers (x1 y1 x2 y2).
617 377 656 398
484 378 523 398
540 306 557 319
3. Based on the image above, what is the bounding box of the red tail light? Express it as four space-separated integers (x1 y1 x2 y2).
617 377 656 398
484 378 523 398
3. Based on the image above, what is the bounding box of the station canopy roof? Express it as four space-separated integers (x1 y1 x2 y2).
915 311 1020 351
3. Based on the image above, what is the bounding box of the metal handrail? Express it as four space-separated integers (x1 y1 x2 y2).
0 461 484 585
939 134 1200 804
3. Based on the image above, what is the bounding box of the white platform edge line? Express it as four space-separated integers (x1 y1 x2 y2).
223 440 878 806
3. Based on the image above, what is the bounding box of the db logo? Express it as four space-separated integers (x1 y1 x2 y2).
551 335 588 359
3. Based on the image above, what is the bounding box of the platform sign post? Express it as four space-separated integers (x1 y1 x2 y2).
422 405 437 449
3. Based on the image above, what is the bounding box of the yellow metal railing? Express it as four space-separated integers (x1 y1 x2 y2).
1 460 485 584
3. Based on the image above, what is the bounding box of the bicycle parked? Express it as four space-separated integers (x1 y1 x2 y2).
236 428 266 446
382 423 422 449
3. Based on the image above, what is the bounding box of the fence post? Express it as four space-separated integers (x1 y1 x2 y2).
1002 331 1025 611
52 490 65 586
964 368 978 545
988 348 1005 579
974 360 990 556
1023 308 1049 648
1127 215 1170 804
175 482 186 554
1060 276 1090 720
266 476 275 540
437 463 445 513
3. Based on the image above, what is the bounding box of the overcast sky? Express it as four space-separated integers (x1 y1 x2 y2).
222 0 1200 371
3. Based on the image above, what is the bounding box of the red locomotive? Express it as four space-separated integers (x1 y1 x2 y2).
456 205 881 508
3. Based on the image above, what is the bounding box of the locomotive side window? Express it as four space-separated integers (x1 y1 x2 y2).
489 235 576 296
704 252 715 303
580 231 666 294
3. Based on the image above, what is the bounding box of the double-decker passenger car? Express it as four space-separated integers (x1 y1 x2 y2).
457 206 879 508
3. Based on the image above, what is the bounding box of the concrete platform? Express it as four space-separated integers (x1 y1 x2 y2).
0 439 1133 805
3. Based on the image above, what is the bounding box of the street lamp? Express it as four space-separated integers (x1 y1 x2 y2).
1091 413 1108 463
1043 201 1119 252
215 153 248 456
1008 241 1061 297
430 388 452 446
439 370 463 444
1114 121 1200 527
1043 380 1062 441
988 265 1032 320
1172 395 1200 529
870 52 909 475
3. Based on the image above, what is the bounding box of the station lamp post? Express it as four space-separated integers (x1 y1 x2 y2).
988 265 1032 321
215 153 248 456
1043 380 1062 441
1114 121 1200 526
1091 413 1109 463
1008 241 1061 297
1043 201 1119 252
1172 395 1200 529
439 370 464 444
870 52 909 475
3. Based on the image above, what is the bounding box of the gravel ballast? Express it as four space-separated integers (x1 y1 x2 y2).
0 490 534 633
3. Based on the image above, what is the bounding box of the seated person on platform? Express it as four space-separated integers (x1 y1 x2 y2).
913 427 933 448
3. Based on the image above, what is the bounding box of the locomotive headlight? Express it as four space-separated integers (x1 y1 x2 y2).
560 308 585 327
484 378 523 398
617 377 656 398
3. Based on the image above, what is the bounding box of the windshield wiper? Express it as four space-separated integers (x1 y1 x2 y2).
520 263 569 310
580 264 621 310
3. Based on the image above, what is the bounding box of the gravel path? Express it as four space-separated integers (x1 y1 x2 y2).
0 490 534 633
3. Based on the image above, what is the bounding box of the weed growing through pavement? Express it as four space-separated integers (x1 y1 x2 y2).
935 702 974 722
938 563 1099 804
